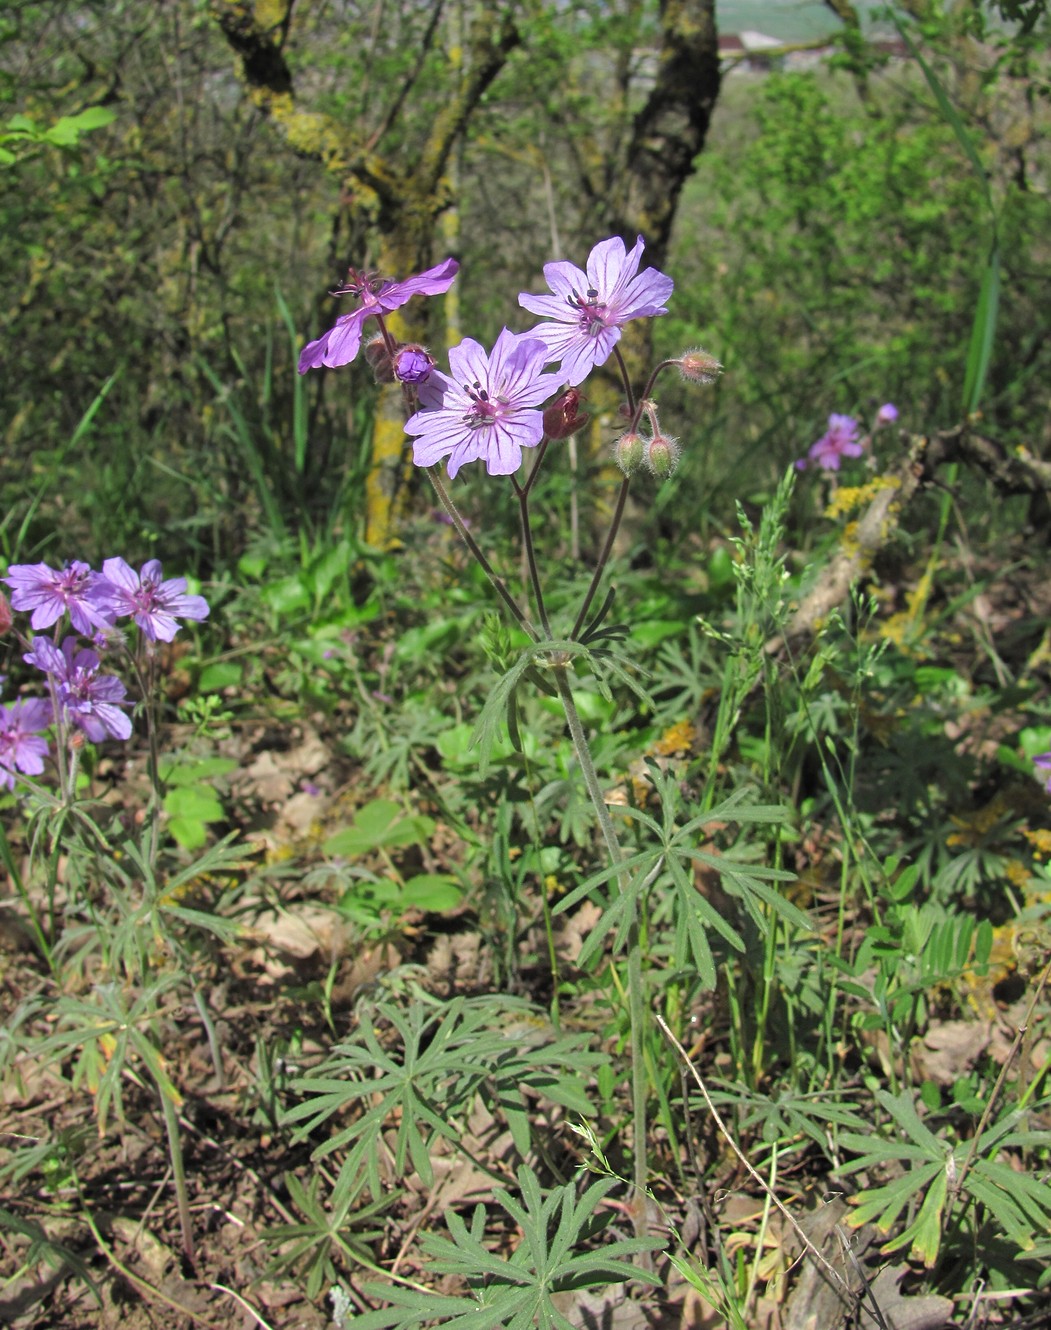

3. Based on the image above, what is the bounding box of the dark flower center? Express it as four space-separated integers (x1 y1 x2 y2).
462 380 509 429
568 287 609 337
331 267 387 302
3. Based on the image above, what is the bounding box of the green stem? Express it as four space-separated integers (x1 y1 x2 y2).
513 464 552 637
158 1089 196 1267
0 818 54 973
426 469 538 642
572 476 630 638
551 665 648 1231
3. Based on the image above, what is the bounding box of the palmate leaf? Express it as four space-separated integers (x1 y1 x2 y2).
554 777 797 985
283 994 605 1198
843 1091 1051 1267
352 1168 661 1330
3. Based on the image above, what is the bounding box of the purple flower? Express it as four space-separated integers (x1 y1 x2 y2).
393 345 434 384
0 698 51 790
406 329 558 478
4 561 111 635
876 403 899 427
298 258 459 373
796 414 863 472
518 235 674 386
96 558 209 642
25 637 132 742
1034 752 1051 792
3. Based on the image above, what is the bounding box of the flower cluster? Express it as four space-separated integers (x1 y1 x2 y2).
796 403 900 473
299 235 713 481
0 558 209 789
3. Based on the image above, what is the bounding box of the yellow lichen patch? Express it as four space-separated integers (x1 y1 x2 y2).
839 519 861 561
1004 857 1032 891
653 720 697 757
877 565 937 654
1022 827 1051 859
824 475 900 521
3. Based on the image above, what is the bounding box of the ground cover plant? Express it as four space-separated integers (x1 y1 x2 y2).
2 2 1051 1328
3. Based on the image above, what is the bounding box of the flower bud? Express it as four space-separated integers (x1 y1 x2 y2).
677 348 723 385
543 388 590 440
364 335 394 382
393 344 435 384
876 402 899 427
645 433 680 479
0 592 11 636
614 432 646 476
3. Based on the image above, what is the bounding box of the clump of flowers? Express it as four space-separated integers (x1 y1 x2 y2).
0 557 210 794
298 237 721 642
796 414 863 472
796 402 901 474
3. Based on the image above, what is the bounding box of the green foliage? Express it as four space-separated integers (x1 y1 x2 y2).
352 1167 662 1330
321 797 464 922
283 992 606 1201
0 105 116 165
160 755 236 849
840 1091 1051 1268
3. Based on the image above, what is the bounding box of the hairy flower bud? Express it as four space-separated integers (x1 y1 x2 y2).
0 593 11 637
876 402 899 427
614 431 646 476
543 388 590 440
677 348 723 385
364 335 394 382
394 344 435 384
645 433 680 479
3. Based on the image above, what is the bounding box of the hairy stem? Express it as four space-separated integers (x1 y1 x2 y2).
426 469 538 641
551 664 649 1232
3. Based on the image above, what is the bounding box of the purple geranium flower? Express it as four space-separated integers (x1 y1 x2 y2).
4 561 111 635
298 257 459 373
96 558 209 643
25 637 132 742
406 328 558 478
518 235 674 386
1034 752 1051 792
796 414 864 472
0 697 51 790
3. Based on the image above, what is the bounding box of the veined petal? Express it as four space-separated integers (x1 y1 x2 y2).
384 257 459 305
587 235 637 301
518 291 575 321
298 313 366 372
559 326 622 387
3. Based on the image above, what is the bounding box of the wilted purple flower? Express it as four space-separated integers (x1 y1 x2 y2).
796 414 863 472
876 403 899 426
518 235 673 386
298 258 459 373
4 561 111 635
25 637 132 742
0 697 51 790
1033 752 1051 792
96 558 209 642
406 329 558 478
